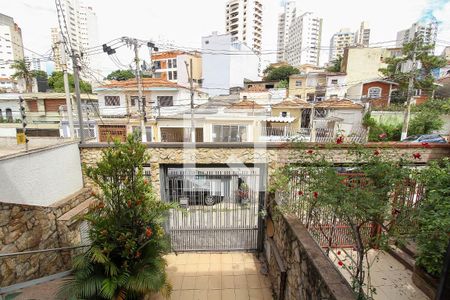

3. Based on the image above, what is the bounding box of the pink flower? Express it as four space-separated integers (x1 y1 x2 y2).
338 261 344 267
336 136 344 144
373 149 381 156
421 142 430 148
297 191 304 196
337 250 341 255
313 191 318 199
378 133 387 139
307 149 314 155
413 153 421 160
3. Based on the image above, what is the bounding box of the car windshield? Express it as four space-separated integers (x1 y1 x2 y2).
403 135 420 141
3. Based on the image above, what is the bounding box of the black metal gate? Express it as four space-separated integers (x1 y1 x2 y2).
161 166 265 252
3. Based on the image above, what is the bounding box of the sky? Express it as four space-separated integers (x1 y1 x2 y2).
1 0 449 76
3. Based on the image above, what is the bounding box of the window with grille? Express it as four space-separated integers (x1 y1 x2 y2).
104 96 120 106
130 96 145 107
368 87 382 99
331 79 338 84
212 125 247 142
168 71 177 80
158 96 173 107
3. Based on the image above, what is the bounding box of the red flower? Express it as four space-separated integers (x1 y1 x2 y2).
135 251 141 258
127 200 132 208
144 179 149 185
337 250 341 255
413 153 421 160
307 149 314 155
421 142 430 148
336 136 344 144
297 191 304 196
338 261 344 267
373 149 381 156
145 227 153 238
313 191 318 199
378 133 387 139
136 199 143 206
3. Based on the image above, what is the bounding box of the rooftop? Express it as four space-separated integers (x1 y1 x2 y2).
314 98 364 109
96 78 181 90
272 99 312 108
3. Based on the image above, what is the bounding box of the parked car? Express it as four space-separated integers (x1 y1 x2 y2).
169 175 226 206
401 134 447 143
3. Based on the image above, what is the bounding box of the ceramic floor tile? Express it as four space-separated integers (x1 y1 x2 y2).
235 288 250 300
234 275 248 289
181 276 197 290
222 289 236 300
222 275 235 289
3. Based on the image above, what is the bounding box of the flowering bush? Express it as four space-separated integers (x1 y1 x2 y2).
59 133 175 300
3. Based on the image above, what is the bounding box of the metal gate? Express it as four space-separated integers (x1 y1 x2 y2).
162 166 265 252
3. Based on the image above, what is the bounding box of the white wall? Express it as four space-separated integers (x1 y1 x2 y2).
97 92 127 116
0 143 83 206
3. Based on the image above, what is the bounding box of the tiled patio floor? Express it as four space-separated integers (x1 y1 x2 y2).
151 252 273 300
328 249 429 300
9 252 273 300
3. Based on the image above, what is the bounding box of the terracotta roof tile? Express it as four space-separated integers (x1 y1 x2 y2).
314 98 363 109
99 78 180 89
272 99 312 108
227 100 264 109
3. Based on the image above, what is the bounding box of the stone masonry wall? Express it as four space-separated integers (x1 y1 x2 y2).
0 188 92 287
80 143 450 199
265 194 356 300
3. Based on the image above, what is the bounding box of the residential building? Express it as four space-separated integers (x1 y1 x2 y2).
51 0 100 79
94 78 208 142
276 0 296 62
225 0 263 53
0 13 24 91
341 47 387 85
239 85 286 110
329 28 355 62
201 32 260 97
396 20 438 48
288 72 347 101
268 98 312 133
329 21 371 63
151 51 202 88
355 21 371 46
286 12 322 66
51 27 64 72
346 79 399 107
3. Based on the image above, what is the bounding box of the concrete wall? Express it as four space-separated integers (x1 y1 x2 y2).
0 142 83 206
342 48 386 84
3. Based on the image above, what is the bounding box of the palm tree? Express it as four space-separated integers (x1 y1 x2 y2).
11 59 35 92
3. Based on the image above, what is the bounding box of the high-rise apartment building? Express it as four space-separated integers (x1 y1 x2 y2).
329 29 355 62
355 21 370 46
0 13 24 91
52 0 100 79
276 1 296 62
396 21 438 48
286 12 322 66
225 0 263 53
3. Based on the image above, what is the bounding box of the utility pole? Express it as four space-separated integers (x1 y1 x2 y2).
401 41 418 141
58 42 75 139
18 97 29 151
123 37 147 143
185 59 195 142
72 51 85 143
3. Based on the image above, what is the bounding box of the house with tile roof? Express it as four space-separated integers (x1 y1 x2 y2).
93 78 208 142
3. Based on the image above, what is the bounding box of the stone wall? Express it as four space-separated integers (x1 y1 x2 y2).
0 188 92 287
80 142 450 199
265 194 356 300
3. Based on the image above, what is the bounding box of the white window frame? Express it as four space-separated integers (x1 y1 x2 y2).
368 87 382 99
104 95 120 106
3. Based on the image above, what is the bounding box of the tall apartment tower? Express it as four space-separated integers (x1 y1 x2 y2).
0 13 24 91
276 1 296 62
52 0 100 79
286 12 322 66
355 21 370 46
225 0 263 53
396 21 438 48
329 29 355 62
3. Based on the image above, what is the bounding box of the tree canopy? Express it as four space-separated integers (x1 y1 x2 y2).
106 69 135 81
48 71 92 93
11 59 41 92
379 39 447 102
264 65 299 82
326 55 343 72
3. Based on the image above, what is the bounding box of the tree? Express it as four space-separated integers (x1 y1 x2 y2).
11 59 40 92
48 71 92 93
379 39 447 103
326 55 343 72
264 65 299 82
106 69 135 81
59 133 175 299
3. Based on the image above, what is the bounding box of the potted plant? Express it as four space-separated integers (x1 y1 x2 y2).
238 182 250 205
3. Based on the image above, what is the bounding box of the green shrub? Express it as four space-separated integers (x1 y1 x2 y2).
415 158 450 277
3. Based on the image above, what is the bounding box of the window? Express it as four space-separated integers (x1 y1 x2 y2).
295 80 302 87
130 96 145 107
157 96 173 107
368 87 382 98
331 79 338 84
132 126 152 142
314 108 328 118
212 125 247 142
154 61 161 69
168 58 177 69
281 111 288 117
104 95 120 106
5 108 13 122
168 71 177 81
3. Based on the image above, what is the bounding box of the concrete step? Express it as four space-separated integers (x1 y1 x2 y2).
400 240 417 258
389 245 415 271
